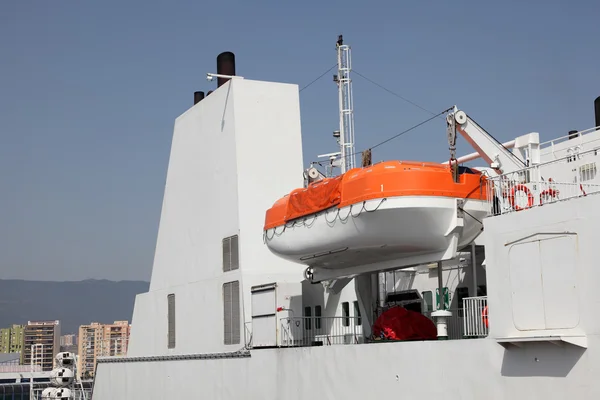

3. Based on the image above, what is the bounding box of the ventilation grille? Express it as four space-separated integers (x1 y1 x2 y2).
222 235 239 272
580 162 597 182
167 294 176 349
223 281 240 345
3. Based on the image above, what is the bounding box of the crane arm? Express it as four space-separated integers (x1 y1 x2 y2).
447 107 536 175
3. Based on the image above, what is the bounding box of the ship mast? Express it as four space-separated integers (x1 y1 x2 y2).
333 34 356 173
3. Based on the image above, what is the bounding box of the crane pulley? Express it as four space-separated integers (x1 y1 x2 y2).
446 109 459 182
445 107 533 178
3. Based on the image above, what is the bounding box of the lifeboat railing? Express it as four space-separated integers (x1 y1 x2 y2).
486 147 600 216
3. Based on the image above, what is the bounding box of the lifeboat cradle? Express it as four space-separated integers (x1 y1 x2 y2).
263 107 540 284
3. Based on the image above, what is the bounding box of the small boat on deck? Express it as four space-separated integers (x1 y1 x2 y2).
264 160 491 270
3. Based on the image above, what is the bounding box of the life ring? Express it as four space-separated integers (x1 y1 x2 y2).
481 306 489 328
508 184 534 211
540 188 559 204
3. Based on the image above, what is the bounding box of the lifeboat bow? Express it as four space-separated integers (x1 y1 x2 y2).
263 161 491 282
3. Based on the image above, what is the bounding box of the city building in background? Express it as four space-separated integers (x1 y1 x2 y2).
22 320 61 371
0 324 25 354
60 333 78 354
77 321 130 379
60 334 77 347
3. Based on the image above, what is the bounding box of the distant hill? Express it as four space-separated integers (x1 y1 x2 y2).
0 279 150 334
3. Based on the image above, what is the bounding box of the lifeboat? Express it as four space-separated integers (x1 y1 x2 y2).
263 160 491 270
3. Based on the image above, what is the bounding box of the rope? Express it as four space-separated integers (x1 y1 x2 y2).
263 198 387 241
299 64 337 92
353 70 438 116
346 107 454 160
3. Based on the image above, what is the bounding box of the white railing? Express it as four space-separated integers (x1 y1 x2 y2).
279 308 481 346
487 148 600 215
540 126 600 150
0 384 91 400
280 316 363 347
463 296 488 338
0 365 42 373
31 386 92 400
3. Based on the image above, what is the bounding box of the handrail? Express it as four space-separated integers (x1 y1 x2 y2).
539 125 600 147
487 147 600 215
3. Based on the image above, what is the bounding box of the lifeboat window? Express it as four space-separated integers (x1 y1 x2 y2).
422 291 433 312
223 281 241 345
304 307 312 330
222 235 239 272
167 293 176 349
353 301 362 326
315 306 322 330
342 302 350 327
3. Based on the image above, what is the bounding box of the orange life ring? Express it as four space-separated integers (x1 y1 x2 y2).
508 184 534 211
481 305 489 328
539 188 559 204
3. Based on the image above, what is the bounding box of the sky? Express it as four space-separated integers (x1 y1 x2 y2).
1 0 598 282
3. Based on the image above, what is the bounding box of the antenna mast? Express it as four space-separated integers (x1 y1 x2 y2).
334 34 356 173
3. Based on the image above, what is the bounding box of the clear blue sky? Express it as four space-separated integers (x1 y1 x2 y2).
1 0 598 281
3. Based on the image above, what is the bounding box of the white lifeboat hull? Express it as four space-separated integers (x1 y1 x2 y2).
264 196 489 270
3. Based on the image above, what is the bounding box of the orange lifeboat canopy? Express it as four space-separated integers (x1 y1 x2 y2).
264 160 490 231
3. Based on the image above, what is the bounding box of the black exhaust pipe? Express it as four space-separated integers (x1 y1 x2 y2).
216 51 236 88
194 91 205 105
568 130 579 140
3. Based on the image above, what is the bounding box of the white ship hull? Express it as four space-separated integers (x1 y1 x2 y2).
93 335 598 399
265 196 489 269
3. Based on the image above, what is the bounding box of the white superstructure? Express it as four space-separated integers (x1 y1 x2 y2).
126 75 306 357
91 44 600 399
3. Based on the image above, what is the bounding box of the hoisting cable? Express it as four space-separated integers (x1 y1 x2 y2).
299 64 338 92
353 70 440 117
345 106 455 161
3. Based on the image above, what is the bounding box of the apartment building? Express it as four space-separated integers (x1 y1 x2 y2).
22 320 61 371
0 324 25 354
60 334 77 347
77 321 130 379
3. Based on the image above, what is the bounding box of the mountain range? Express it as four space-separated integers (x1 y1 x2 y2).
0 279 150 334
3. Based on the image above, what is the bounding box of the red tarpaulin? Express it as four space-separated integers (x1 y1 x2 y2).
285 176 343 222
372 306 437 341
